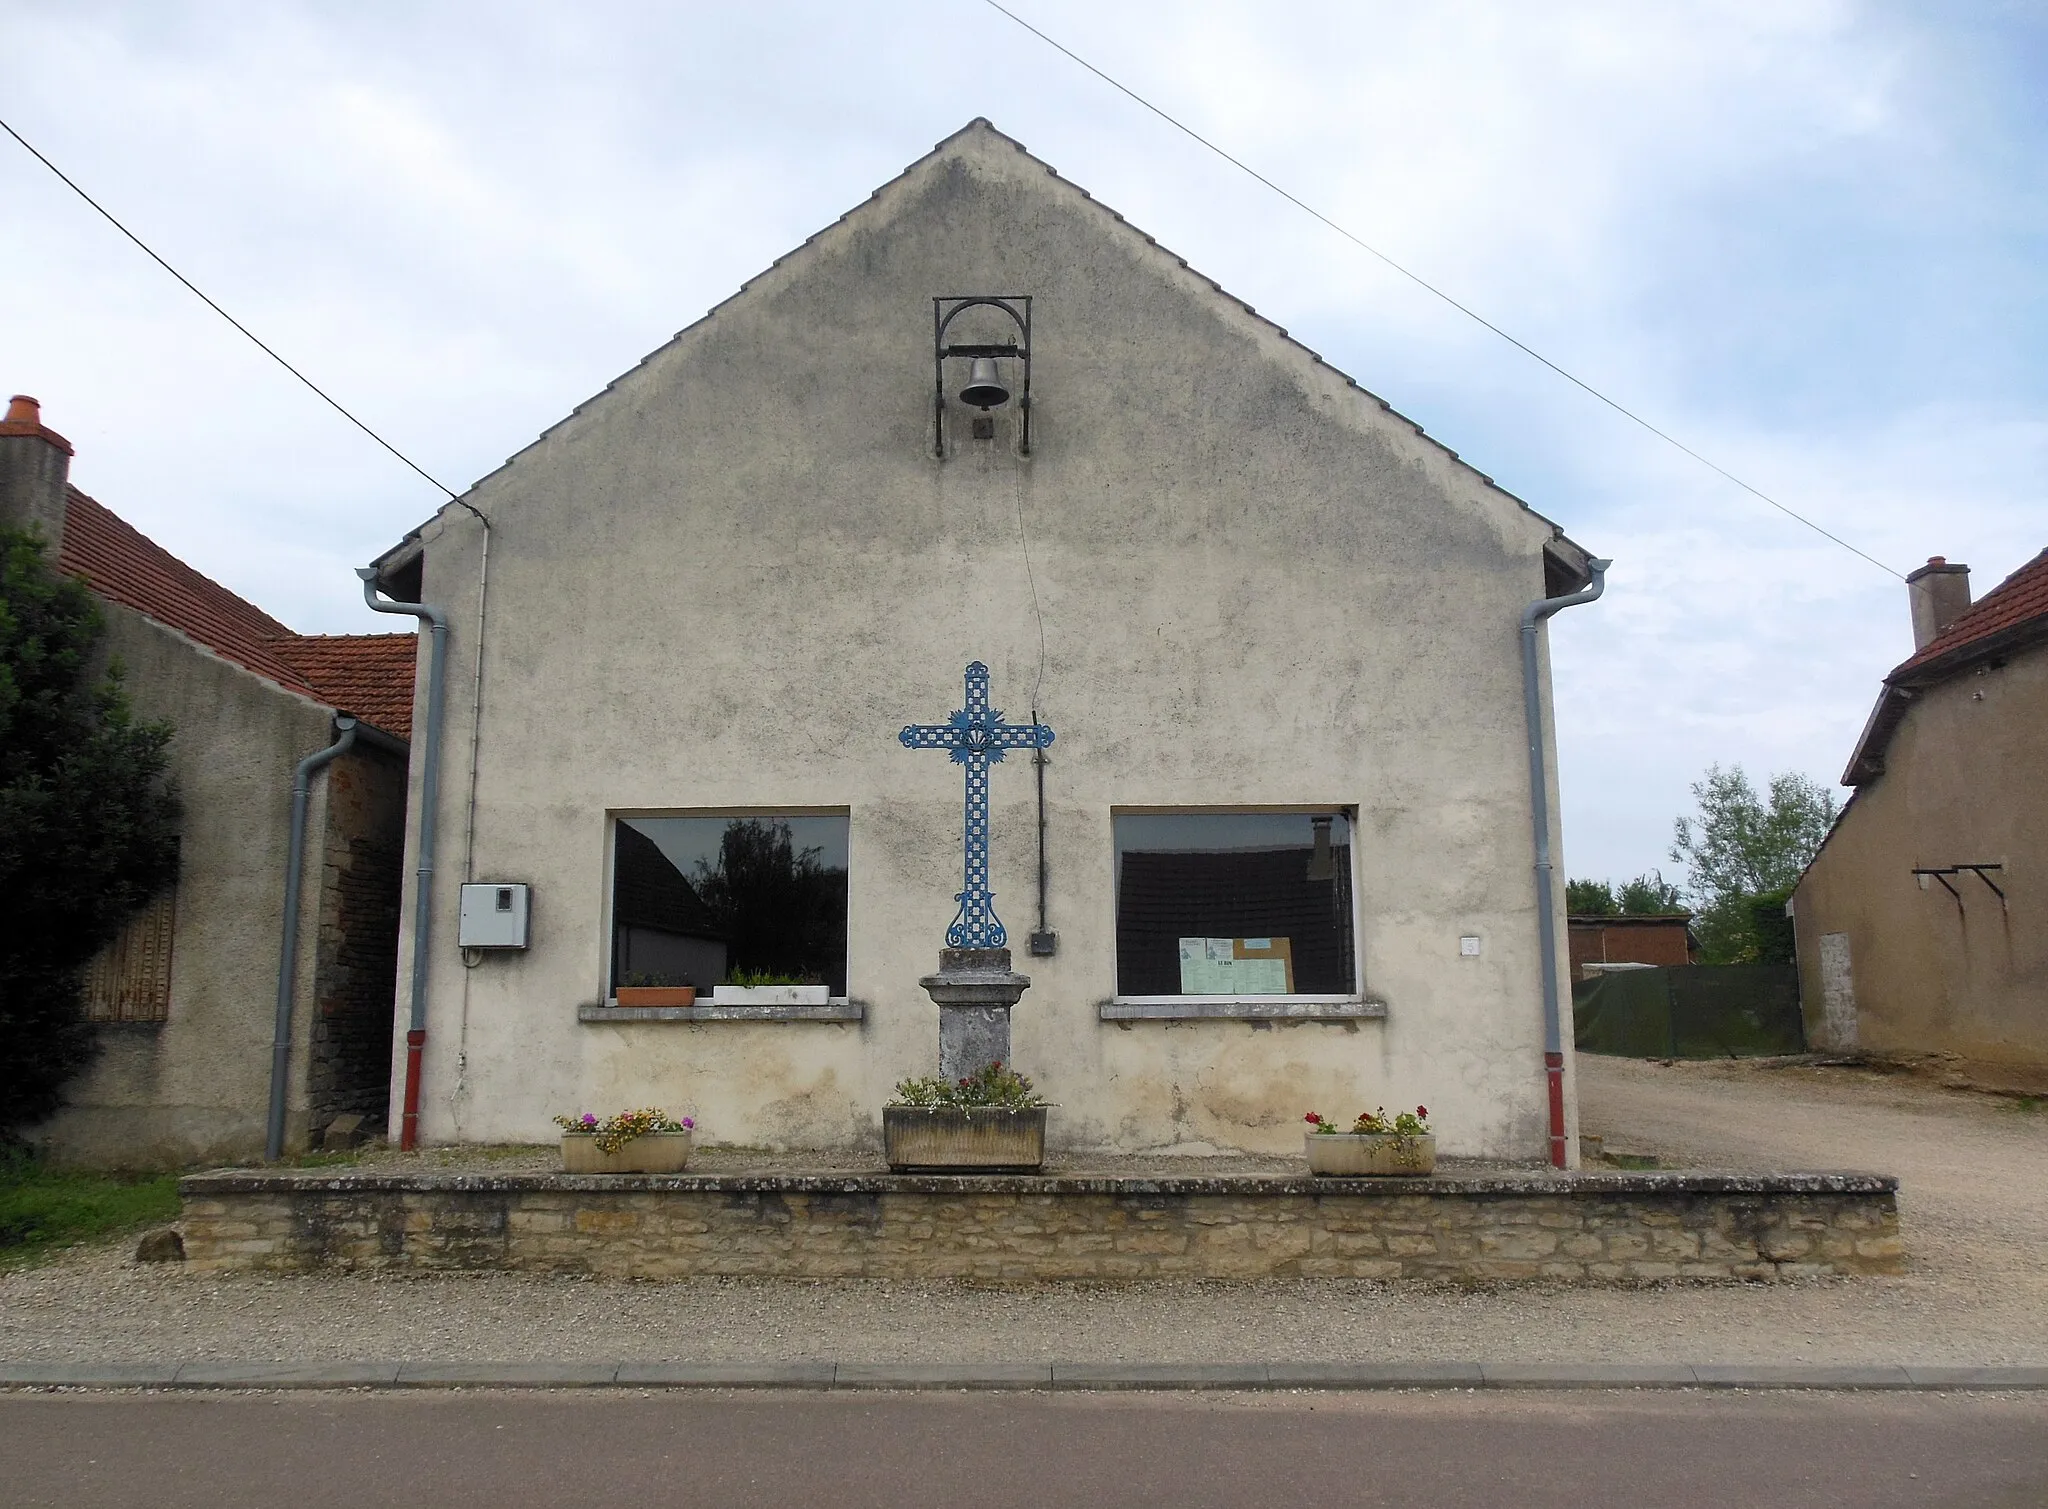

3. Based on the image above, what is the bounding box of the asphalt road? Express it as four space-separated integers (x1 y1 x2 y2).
5 1388 2046 1508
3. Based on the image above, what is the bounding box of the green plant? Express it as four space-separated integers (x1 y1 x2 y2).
552 1108 694 1154
889 1061 1048 1111
1 527 183 1134
1305 1105 1431 1138
618 971 692 988
721 968 823 988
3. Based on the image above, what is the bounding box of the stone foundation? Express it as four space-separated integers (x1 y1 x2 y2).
177 1169 1900 1283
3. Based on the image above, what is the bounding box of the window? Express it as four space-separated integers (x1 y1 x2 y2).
1114 812 1356 998
82 886 177 1023
611 814 849 997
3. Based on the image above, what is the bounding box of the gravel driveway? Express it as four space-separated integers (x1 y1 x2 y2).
5 1057 2044 1367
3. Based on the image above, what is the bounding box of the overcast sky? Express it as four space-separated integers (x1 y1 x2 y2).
4 1 2042 890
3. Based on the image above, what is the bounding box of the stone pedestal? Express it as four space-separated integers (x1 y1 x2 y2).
919 947 1031 1080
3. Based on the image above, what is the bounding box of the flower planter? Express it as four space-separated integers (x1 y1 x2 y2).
884 1106 1047 1172
614 986 696 1008
559 1131 693 1174
711 984 832 1007
1305 1131 1436 1176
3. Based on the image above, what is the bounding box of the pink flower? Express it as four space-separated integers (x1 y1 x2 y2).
680 1117 695 1129
579 1113 598 1127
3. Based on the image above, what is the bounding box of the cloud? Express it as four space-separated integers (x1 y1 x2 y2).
1 0 2039 880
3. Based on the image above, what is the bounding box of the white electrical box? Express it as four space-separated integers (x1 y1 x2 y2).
459 883 531 949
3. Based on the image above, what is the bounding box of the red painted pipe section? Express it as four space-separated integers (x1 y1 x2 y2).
400 1029 427 1150
1546 1051 1567 1168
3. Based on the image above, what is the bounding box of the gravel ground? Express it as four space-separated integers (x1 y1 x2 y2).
5 1057 2044 1366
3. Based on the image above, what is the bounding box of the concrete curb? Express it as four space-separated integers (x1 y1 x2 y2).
4 1361 2046 1392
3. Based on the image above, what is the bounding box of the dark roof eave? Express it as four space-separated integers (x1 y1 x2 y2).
1844 613 2048 784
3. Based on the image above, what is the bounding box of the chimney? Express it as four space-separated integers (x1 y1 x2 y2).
1906 556 1971 650
0 395 74 549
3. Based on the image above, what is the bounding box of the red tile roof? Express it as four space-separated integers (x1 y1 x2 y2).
1842 545 2048 785
56 487 414 740
1896 547 2048 675
276 634 417 740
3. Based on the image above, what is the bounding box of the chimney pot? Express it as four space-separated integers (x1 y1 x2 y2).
1905 556 1972 651
0 394 74 543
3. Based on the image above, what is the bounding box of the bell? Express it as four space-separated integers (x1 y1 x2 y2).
959 357 1011 410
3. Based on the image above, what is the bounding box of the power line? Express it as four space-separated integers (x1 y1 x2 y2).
1 114 459 502
982 0 1905 581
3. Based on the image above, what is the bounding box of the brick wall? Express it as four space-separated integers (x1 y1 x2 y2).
306 747 407 1135
179 1171 1901 1283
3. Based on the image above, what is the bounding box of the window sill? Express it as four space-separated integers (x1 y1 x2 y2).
578 1000 864 1023
1098 996 1387 1022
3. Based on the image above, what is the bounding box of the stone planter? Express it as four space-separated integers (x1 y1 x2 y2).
559 1131 693 1174
711 984 831 1007
883 1106 1047 1172
614 986 696 1007
1304 1131 1436 1176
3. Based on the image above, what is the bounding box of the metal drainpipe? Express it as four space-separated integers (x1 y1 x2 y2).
1521 556 1611 1169
358 565 451 1151
267 714 409 1161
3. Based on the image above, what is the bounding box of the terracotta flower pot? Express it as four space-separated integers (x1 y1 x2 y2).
614 986 696 1007
1304 1131 1436 1176
559 1131 693 1174
883 1106 1047 1172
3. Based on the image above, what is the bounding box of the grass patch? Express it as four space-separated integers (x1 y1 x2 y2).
0 1151 181 1269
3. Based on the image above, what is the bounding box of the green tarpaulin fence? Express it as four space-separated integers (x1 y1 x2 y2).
1573 964 1804 1058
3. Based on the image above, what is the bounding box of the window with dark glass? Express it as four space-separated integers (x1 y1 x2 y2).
610 814 849 997
1113 812 1356 997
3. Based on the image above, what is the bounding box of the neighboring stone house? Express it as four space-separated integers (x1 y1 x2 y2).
1793 549 2048 1088
366 121 1604 1163
1 396 416 1164
1566 914 1696 981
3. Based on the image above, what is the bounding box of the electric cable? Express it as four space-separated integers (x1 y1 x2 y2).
1 113 460 504
981 0 1905 581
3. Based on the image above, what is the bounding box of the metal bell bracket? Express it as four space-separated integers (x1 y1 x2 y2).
933 294 1031 457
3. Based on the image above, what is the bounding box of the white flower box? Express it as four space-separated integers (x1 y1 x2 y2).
710 984 832 1007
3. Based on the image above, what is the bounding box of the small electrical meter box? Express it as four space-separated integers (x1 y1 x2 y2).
458 883 531 949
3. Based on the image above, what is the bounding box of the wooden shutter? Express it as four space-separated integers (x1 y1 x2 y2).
81 888 177 1023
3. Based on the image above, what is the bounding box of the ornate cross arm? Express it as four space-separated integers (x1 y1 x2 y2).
899 662 1055 949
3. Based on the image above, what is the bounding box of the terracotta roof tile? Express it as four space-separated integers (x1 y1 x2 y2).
275 633 418 740
1896 547 2048 675
56 487 415 741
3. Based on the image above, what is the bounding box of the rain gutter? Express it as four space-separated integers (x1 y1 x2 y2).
1521 556 1610 1169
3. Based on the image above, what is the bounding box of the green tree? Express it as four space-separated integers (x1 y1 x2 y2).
1567 871 1684 917
692 818 847 993
1617 870 1685 915
1565 878 1616 916
0 528 181 1136
1669 765 1835 963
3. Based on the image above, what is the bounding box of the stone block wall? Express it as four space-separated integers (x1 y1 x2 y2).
178 1171 1901 1284
307 748 406 1136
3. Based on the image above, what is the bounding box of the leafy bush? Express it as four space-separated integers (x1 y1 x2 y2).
0 528 181 1135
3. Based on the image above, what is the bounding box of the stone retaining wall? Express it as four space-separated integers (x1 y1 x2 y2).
177 1171 1901 1284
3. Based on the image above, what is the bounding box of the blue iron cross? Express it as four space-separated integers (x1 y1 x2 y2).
899 662 1055 949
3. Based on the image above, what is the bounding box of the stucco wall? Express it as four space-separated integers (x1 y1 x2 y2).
386 125 1589 1161
34 606 355 1166
1794 644 2047 1081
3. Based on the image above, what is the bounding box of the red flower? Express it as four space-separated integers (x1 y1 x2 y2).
1304 1112 1322 1124
1416 1106 1429 1118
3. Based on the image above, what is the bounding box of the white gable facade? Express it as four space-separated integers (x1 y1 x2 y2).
373 121 1596 1162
